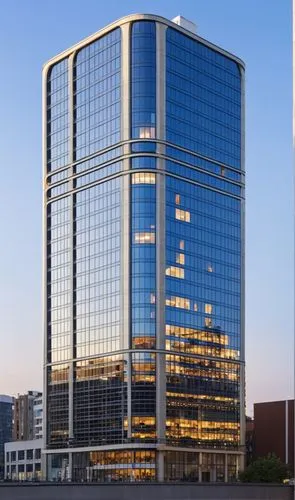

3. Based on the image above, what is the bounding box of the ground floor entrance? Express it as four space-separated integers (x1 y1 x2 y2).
46 448 243 482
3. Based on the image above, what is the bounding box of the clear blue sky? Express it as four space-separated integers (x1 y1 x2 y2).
0 0 292 414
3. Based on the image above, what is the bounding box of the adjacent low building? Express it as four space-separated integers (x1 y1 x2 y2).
5 439 44 481
254 400 294 473
13 391 42 441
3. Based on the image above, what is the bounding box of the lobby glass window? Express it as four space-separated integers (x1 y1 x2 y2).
85 450 156 482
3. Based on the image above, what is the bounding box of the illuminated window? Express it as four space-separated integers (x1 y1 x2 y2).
132 173 156 184
166 324 229 346
133 337 155 349
166 266 184 279
179 240 185 250
132 416 156 426
175 194 180 205
139 126 155 138
176 253 185 265
221 167 226 176
193 303 198 312
150 293 156 304
205 317 213 328
166 296 190 310
134 232 155 244
205 304 213 314
207 264 213 272
175 208 190 222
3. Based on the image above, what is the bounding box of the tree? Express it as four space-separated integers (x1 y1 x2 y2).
239 454 291 483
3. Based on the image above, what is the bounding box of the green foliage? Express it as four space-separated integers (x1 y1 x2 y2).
239 454 291 483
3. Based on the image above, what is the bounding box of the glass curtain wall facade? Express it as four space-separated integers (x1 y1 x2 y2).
43 14 245 482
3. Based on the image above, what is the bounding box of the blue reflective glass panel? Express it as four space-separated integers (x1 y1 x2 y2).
166 28 241 168
131 22 156 142
47 59 69 172
74 29 121 161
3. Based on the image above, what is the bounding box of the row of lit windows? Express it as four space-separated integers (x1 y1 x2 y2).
166 296 190 310
166 266 184 279
166 392 237 404
166 324 228 346
167 353 239 371
165 295 232 322
166 340 239 360
166 356 239 380
175 208 190 222
132 172 156 184
89 450 155 466
134 232 155 244
167 418 239 431
166 430 238 443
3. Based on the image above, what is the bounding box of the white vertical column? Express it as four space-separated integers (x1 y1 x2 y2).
120 22 132 439
293 0 295 486
239 63 246 474
68 53 75 456
198 452 203 482
42 62 50 478
155 22 167 481
121 22 131 161
211 454 216 482
224 453 228 483
235 454 240 480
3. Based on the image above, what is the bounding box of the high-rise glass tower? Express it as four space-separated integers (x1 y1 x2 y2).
43 14 245 482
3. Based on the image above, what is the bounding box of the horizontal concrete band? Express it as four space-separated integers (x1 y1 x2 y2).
0 483 292 500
